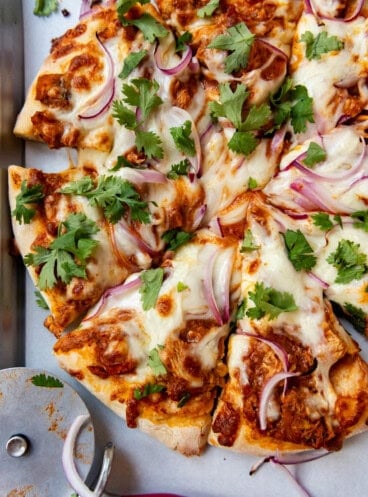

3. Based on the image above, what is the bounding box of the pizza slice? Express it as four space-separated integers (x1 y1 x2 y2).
8 156 204 335
13 2 206 154
53 229 241 455
209 193 368 454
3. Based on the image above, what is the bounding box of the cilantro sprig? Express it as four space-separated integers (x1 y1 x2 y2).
169 120 196 156
134 383 165 400
167 159 191 179
300 31 344 61
33 0 58 16
24 213 99 290
351 210 368 232
119 50 148 79
303 142 327 167
60 176 150 224
162 228 194 251
282 229 317 271
198 0 220 18
246 282 298 320
312 212 342 231
140 268 164 310
12 181 45 224
117 0 168 43
31 373 63 388
210 82 271 156
240 229 260 252
148 346 167 375
326 239 368 284
208 22 255 74
269 78 314 134
112 78 164 159
343 302 367 335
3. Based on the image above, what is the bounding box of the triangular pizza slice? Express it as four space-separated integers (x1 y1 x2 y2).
209 193 368 454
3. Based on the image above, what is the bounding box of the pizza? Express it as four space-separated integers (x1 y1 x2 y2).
8 0 368 460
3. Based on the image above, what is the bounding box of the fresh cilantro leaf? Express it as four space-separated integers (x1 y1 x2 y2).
112 100 138 129
31 373 63 388
208 22 255 74
300 30 344 61
282 229 317 271
228 131 258 156
61 176 151 224
24 213 99 290
116 0 149 18
334 215 343 228
248 177 258 189
351 210 368 232
246 282 298 320
167 159 191 179
177 281 189 292
169 120 196 156
235 299 247 320
123 78 162 121
303 142 327 167
240 229 260 252
312 212 334 231
35 290 49 310
177 392 191 407
148 347 167 375
344 302 367 334
290 85 315 133
134 383 165 400
33 0 58 16
209 82 249 129
198 0 220 18
326 239 368 284
272 77 294 104
12 181 45 224
176 31 192 53
119 50 148 79
162 228 194 251
140 268 164 310
124 13 169 43
240 103 272 132
135 130 164 160
111 155 136 171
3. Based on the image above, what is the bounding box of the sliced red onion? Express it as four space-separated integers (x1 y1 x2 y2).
307 271 330 290
78 33 115 120
154 42 193 76
308 0 364 21
271 126 287 155
290 179 354 214
283 210 309 220
121 168 168 185
83 277 142 322
259 371 300 431
62 414 95 497
270 460 312 497
286 137 366 184
237 330 289 372
217 252 233 322
192 204 207 230
203 248 223 325
250 447 330 475
208 217 224 237
79 0 94 19
257 39 288 62
117 218 158 257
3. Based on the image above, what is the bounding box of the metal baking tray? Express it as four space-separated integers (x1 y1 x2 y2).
2 2 368 496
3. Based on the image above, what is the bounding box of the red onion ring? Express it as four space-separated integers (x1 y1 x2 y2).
306 0 364 21
250 447 331 475
269 460 312 497
238 330 289 372
154 43 193 76
203 248 223 325
307 271 330 289
285 137 366 184
117 218 159 257
290 179 354 214
217 252 233 322
121 168 168 185
259 371 300 431
192 204 207 230
83 276 142 322
62 414 95 497
78 33 115 120
208 217 224 237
